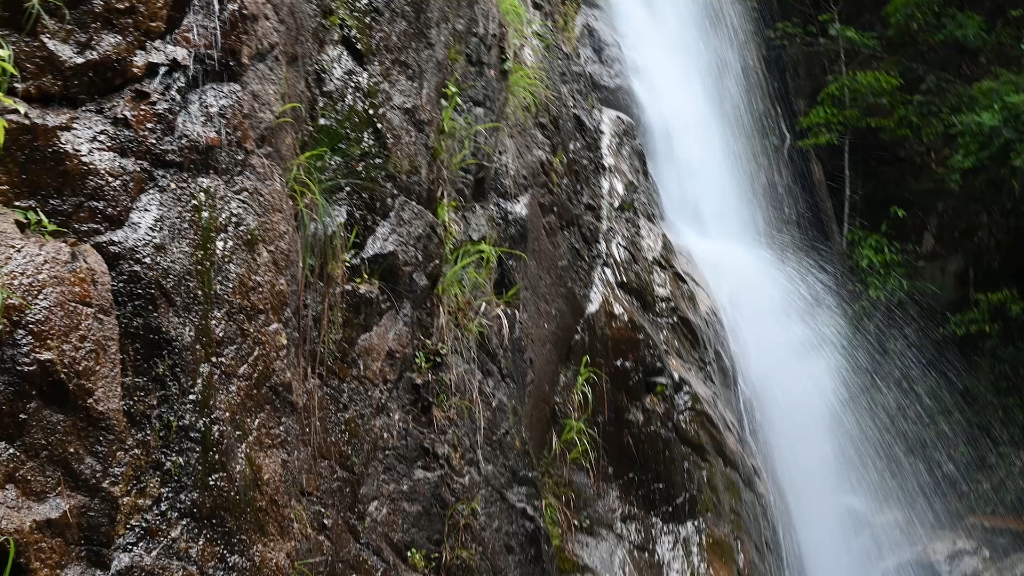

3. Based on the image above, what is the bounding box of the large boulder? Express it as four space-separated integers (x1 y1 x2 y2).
0 211 124 574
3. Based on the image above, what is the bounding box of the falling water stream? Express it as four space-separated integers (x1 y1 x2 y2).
609 1 946 575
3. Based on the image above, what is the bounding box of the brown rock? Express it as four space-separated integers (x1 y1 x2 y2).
0 210 125 574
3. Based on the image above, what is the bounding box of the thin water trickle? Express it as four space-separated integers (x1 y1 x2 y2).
609 1 950 575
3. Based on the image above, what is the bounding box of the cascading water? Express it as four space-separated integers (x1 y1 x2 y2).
608 1 951 574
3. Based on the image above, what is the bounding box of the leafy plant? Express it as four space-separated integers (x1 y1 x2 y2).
23 0 69 34
0 40 26 153
798 70 906 148
435 79 501 175
949 290 1024 339
538 465 583 571
542 496 566 549
275 102 303 124
288 148 338 276
407 548 435 573
550 150 567 184
1 536 13 576
13 208 65 239
292 559 316 576
287 146 359 393
436 195 525 337
847 207 914 301
414 342 447 373
494 0 550 120
436 199 459 256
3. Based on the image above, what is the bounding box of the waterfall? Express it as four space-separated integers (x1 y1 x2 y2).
609 1 947 575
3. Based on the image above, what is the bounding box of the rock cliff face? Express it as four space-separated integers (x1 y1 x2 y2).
0 0 782 574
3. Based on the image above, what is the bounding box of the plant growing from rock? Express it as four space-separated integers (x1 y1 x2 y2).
435 78 501 176
0 283 23 335
442 498 481 571
289 148 331 272
496 0 550 120
22 0 69 34
406 548 436 573
556 0 581 48
506 61 549 120
497 0 531 47
287 146 356 412
13 208 65 239
535 355 604 569
559 355 600 470
414 341 447 373
437 240 523 337
0 40 26 153
292 559 316 576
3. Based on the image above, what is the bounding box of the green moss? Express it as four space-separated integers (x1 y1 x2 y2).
556 549 581 573
705 532 738 573
327 0 373 55
194 189 219 364
556 0 581 48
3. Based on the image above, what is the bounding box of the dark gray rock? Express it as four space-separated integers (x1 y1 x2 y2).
358 197 442 301
577 5 639 120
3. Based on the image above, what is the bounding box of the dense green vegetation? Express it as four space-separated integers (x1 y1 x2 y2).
775 0 1024 511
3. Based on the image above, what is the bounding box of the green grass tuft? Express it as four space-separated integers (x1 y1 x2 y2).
507 62 549 120
22 0 69 34
437 240 523 336
497 0 531 47
558 356 601 470
494 0 550 120
443 498 481 570
288 148 332 275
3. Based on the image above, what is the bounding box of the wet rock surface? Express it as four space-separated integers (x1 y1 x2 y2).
0 0 781 575
563 108 781 576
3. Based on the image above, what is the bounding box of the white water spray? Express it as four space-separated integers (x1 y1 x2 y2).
609 1 937 574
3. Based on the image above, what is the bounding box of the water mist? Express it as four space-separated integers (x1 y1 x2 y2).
608 1 956 574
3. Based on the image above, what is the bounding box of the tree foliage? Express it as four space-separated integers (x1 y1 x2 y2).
776 0 1024 510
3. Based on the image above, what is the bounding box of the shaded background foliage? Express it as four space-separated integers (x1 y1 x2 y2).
772 0 1024 514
